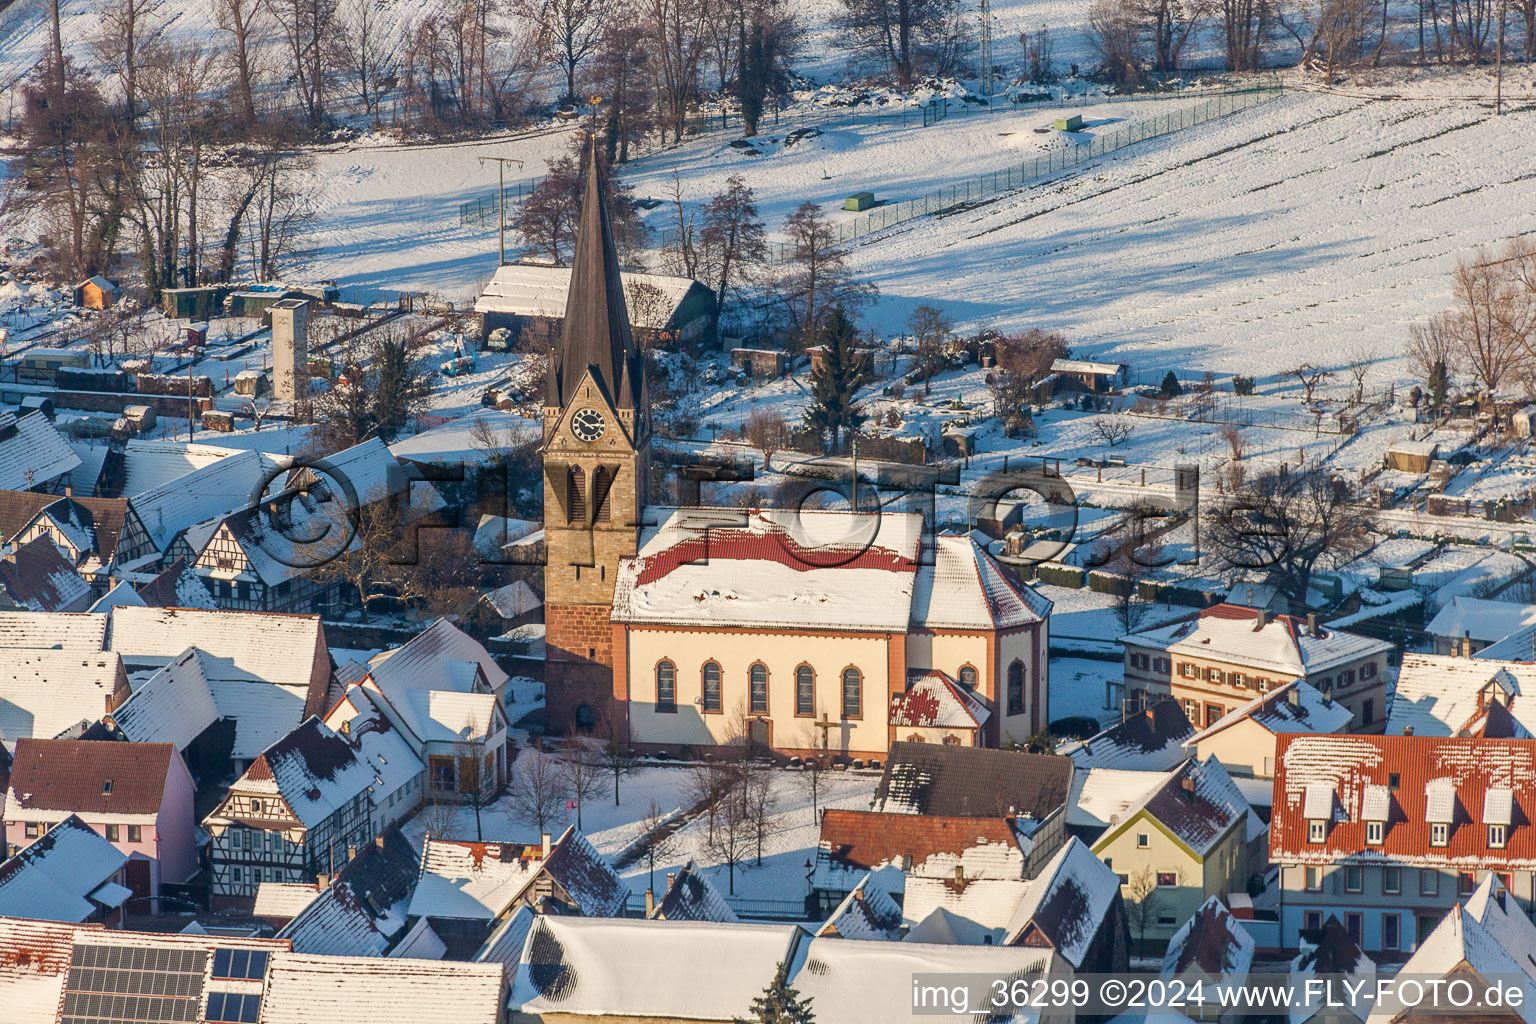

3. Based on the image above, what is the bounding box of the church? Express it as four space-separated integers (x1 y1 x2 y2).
540 146 1054 759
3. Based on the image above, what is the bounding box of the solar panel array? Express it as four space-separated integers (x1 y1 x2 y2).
60 943 209 1024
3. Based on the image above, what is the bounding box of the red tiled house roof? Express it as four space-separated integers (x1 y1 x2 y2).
1271 733 1536 867
818 808 1020 873
7 739 175 815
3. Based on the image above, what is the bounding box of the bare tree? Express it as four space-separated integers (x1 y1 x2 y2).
455 722 494 841
92 0 164 117
642 0 712 142
1128 0 1211 72
1222 0 1274 69
837 0 964 86
507 747 573 835
1124 867 1165 953
244 396 274 430
539 0 610 102
745 407 791 466
272 0 341 129
1021 24 1054 82
1341 345 1376 405
1407 317 1455 408
1092 412 1136 447
216 0 269 126
1088 0 1145 85
592 704 638 806
1289 363 1334 404
776 203 875 346
706 771 755 894
560 736 609 830
699 174 767 311
640 798 679 895
991 329 1070 436
337 0 395 121
797 725 832 824
1208 467 1372 604
906 303 953 395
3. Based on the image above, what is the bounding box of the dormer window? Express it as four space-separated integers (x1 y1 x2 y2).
1308 820 1326 843
1484 787 1513 849
1362 784 1389 846
1432 822 1449 846
1304 782 1333 844
1367 820 1384 845
1426 778 1457 847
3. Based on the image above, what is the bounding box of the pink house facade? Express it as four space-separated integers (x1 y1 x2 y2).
4 739 197 909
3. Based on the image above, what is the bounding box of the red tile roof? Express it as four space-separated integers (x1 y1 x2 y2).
1271 733 1536 866
818 809 1020 873
7 739 175 815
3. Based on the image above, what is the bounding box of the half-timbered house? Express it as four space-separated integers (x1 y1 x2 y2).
202 717 378 911
0 491 157 593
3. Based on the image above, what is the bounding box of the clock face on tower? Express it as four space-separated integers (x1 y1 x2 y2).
571 407 607 443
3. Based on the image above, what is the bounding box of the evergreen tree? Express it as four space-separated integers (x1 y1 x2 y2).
802 308 868 451
1159 370 1183 398
369 331 435 443
735 963 814 1024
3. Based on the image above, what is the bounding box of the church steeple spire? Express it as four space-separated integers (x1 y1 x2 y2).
548 141 644 416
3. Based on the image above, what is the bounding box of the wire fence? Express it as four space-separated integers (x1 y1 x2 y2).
458 76 1282 229
716 79 1284 264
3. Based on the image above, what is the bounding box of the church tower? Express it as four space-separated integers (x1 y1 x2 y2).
541 143 649 736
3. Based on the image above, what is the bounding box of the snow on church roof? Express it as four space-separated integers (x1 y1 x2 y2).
612 508 923 632
475 262 700 330
890 670 990 730
911 533 1052 631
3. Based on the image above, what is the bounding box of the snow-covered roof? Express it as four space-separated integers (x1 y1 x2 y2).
0 916 80 1024
873 742 1073 818
1290 916 1374 1024
889 669 990 729
652 858 738 923
88 580 146 612
472 514 542 557
1062 699 1195 771
207 675 310 761
367 618 509 704
902 876 1028 944
1125 605 1393 678
134 557 219 610
386 917 446 960
131 448 283 551
475 262 701 329
509 916 800 1021
0 815 128 922
253 882 321 920
1427 596 1536 644
1163 896 1254 982
1391 654 1536 738
323 686 423 799
1272 734 1536 867
276 829 419 957
0 536 91 611
408 836 543 921
116 440 259 499
1002 837 1124 967
910 533 1052 631
109 605 325 692
0 650 123 752
790 937 1054 1024
815 874 901 939
390 411 538 469
260 951 505 1024
1052 357 1125 375
0 610 106 650
1113 756 1250 857
1067 767 1174 832
612 507 923 632
107 648 219 751
538 826 628 917
214 717 379 830
0 412 80 492
1370 876 1536 1024
473 905 537 968
480 580 542 619
815 809 1025 894
1185 679 1353 744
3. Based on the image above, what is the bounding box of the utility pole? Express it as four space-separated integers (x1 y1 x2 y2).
478 156 525 266
979 0 994 99
1496 0 1506 115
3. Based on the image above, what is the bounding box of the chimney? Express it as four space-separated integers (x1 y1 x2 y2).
316 873 332 889
666 872 677 889
347 845 357 862
1307 613 1318 636
541 832 552 858
1287 686 1300 708
1403 725 1414 736
954 866 964 884
644 889 655 917
64 484 72 498
1257 609 1271 629
1181 776 1197 797
376 834 385 850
